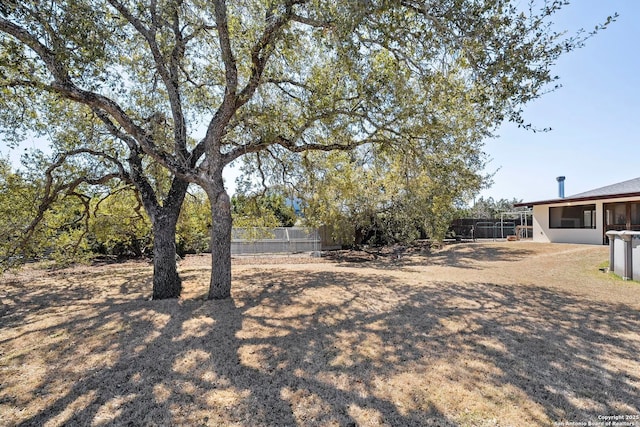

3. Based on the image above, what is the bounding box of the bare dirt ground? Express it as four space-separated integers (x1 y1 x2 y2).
1 241 639 426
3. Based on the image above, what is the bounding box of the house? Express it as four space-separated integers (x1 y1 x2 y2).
514 176 640 245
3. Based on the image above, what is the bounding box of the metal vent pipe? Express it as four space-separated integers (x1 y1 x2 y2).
556 176 566 198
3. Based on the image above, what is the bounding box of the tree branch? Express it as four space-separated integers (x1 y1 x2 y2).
214 0 238 100
1 150 125 268
204 0 307 164
107 0 189 162
290 13 332 28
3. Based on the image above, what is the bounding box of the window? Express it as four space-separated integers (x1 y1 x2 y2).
605 203 627 226
631 203 640 226
604 202 640 230
549 204 596 229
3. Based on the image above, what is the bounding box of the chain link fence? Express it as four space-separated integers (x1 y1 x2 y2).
450 213 533 240
231 227 321 255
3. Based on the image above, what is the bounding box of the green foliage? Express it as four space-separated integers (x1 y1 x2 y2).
0 156 96 268
298 140 487 246
231 192 297 228
0 149 215 267
176 190 211 256
90 187 215 259
0 157 42 267
1 1 613 173
88 187 152 258
0 154 120 266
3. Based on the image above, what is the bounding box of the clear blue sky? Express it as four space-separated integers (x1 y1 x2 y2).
478 0 640 203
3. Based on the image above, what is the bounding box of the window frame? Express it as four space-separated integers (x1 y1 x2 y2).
549 204 596 229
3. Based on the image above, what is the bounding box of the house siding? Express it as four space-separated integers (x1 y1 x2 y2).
532 196 640 244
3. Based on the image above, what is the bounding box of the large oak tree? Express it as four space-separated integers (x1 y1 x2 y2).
0 0 613 299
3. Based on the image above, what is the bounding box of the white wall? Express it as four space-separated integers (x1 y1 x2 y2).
532 196 640 245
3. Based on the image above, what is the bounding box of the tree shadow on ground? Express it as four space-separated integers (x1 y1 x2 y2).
323 242 537 271
2 265 639 426
427 243 537 267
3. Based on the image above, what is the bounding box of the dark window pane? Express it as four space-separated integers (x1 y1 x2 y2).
632 203 640 225
549 204 596 229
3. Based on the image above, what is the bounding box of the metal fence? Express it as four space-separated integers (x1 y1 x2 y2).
231 227 321 255
474 221 516 239
450 213 533 240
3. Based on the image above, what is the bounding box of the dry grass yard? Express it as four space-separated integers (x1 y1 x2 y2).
1 242 639 426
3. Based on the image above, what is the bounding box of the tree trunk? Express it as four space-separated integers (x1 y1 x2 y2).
128 153 188 300
207 184 232 299
151 213 182 299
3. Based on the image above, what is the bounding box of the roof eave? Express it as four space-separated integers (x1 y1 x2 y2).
514 192 640 207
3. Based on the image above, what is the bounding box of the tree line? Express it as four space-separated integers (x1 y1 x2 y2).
0 151 530 266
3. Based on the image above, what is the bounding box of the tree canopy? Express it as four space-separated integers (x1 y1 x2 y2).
0 0 615 298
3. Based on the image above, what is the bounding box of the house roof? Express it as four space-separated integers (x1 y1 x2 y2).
514 177 640 207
